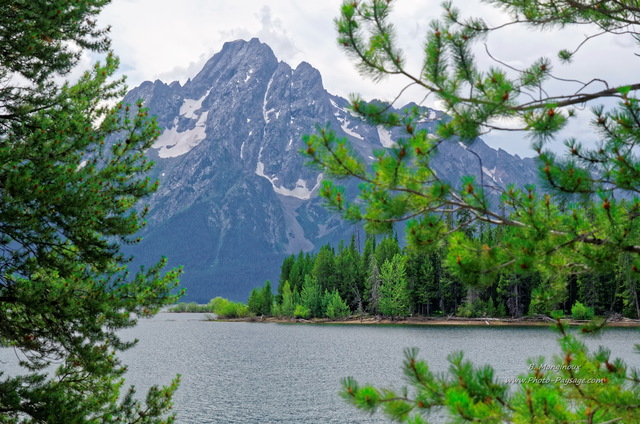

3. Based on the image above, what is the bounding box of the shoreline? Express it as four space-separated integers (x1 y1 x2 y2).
200 315 640 328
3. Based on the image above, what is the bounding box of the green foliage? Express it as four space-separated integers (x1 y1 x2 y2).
247 288 264 315
282 252 311 296
300 275 324 318
209 296 228 313
335 236 365 312
365 255 382 315
378 254 412 318
293 304 311 319
0 1 182 422
278 255 295 302
279 281 296 317
262 280 274 316
271 302 282 318
374 236 401 270
247 280 273 316
306 0 640 291
313 244 338 292
168 302 212 313
261 233 632 321
305 0 640 422
615 254 640 319
210 297 249 319
457 297 494 318
571 301 595 321
527 275 567 316
323 289 351 319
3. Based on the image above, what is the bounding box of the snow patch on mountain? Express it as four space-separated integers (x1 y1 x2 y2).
330 99 359 118
263 75 275 123
482 166 503 184
255 147 323 200
377 126 397 148
330 99 366 140
340 119 364 140
418 110 438 122
179 89 211 119
153 112 209 158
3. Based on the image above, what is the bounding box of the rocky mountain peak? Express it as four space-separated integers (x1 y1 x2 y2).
123 40 541 302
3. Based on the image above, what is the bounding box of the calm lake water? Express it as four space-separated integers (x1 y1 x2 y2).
2 313 639 423
119 314 639 423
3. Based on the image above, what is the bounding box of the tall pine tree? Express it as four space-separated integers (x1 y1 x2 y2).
0 2 181 422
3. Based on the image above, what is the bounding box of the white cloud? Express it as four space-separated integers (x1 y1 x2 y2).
218 6 301 64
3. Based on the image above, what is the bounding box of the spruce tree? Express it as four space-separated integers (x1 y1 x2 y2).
262 280 273 316
323 289 351 319
300 275 324 318
304 0 640 421
336 236 365 312
279 280 296 317
374 236 401 270
378 254 411 318
0 2 181 422
313 244 338 292
277 254 295 302
365 255 382 315
247 287 263 315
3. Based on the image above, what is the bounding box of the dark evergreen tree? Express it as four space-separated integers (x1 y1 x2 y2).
323 289 351 319
405 250 439 316
617 254 640 318
313 244 338 292
365 255 382 315
373 236 401 270
378 254 412 318
335 235 365 312
279 280 296 317
361 233 377 273
284 251 306 294
262 280 273 316
497 272 537 318
277 254 295 302
0 1 182 421
300 275 324 318
248 280 273 316
527 273 567 316
247 287 264 315
575 273 605 314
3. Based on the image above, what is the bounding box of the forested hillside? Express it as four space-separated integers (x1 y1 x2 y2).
192 219 638 321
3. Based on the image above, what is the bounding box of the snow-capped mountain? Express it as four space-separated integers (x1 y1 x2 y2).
123 38 539 302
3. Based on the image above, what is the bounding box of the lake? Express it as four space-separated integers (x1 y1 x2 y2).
113 313 639 423
1 314 638 423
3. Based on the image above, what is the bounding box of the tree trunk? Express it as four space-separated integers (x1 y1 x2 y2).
631 280 640 320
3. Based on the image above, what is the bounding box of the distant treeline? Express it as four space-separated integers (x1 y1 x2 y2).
173 221 640 320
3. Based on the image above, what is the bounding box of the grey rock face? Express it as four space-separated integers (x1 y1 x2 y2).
123 38 540 302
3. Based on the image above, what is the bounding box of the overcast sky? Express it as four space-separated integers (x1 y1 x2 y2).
97 0 638 158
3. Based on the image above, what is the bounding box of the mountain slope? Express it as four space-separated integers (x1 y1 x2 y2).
123 38 539 302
